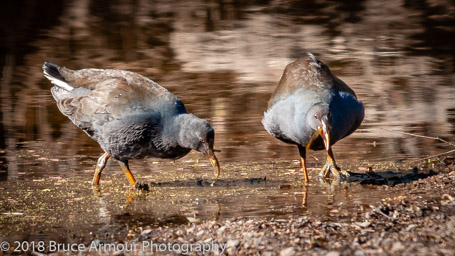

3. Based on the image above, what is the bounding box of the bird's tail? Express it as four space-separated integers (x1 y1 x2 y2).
42 62 74 91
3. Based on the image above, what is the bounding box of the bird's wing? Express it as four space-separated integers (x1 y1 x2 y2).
59 77 181 123
329 91 364 143
268 58 312 108
46 65 186 136
268 54 357 108
50 64 169 94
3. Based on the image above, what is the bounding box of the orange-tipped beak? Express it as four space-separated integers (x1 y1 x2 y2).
205 147 221 185
319 120 331 150
320 128 330 150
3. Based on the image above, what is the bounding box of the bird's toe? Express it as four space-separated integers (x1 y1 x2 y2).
134 182 150 191
340 170 352 177
333 168 351 182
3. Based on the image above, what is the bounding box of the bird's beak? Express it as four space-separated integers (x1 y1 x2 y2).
203 143 221 185
320 122 330 150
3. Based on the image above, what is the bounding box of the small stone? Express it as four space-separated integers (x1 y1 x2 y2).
226 239 240 248
391 242 405 252
280 247 295 256
141 229 152 236
217 226 227 234
326 251 341 256
356 221 371 228
196 230 205 237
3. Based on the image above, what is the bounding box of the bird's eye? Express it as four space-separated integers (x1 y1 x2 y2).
314 114 318 120
199 138 205 143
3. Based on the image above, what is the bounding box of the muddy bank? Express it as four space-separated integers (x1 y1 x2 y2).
1 158 454 255
1 160 454 255
119 161 455 256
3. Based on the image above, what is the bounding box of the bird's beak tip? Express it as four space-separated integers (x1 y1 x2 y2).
206 147 221 184
209 155 219 168
324 132 330 149
319 127 330 150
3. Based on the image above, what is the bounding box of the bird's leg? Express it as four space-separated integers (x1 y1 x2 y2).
118 160 137 185
92 153 110 186
118 160 149 190
298 145 309 183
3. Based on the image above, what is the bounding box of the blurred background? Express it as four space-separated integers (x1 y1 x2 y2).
0 0 454 243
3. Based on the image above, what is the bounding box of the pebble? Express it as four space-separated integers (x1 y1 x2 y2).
391 242 405 252
217 226 227 234
279 247 295 256
226 239 240 248
141 229 152 236
326 251 340 256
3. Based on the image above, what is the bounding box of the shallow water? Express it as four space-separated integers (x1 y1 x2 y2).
0 0 454 244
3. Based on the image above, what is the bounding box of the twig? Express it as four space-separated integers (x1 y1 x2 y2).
380 128 455 147
409 149 455 164
380 128 455 164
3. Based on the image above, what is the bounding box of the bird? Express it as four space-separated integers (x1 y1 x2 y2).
262 53 364 183
42 62 221 189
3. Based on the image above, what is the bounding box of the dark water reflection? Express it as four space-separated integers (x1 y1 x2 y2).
0 0 454 243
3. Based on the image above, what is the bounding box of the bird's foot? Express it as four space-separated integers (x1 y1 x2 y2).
134 182 150 191
319 164 350 181
92 185 101 195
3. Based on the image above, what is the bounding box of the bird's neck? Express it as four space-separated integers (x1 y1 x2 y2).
162 113 198 149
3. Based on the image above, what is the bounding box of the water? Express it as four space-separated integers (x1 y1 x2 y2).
0 0 454 243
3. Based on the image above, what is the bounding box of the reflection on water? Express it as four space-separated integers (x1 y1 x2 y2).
0 0 454 243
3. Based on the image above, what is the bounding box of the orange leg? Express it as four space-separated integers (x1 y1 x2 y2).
92 153 110 186
118 160 137 186
300 157 309 183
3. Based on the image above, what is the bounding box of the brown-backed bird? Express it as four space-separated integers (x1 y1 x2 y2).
262 53 364 182
43 62 220 188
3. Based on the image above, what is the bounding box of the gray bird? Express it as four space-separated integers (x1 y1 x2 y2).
262 53 364 182
43 62 220 188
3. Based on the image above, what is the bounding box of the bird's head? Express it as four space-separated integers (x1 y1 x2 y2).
307 104 331 150
181 116 221 183
194 124 218 167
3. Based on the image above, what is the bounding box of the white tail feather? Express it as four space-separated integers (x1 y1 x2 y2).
43 72 74 91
